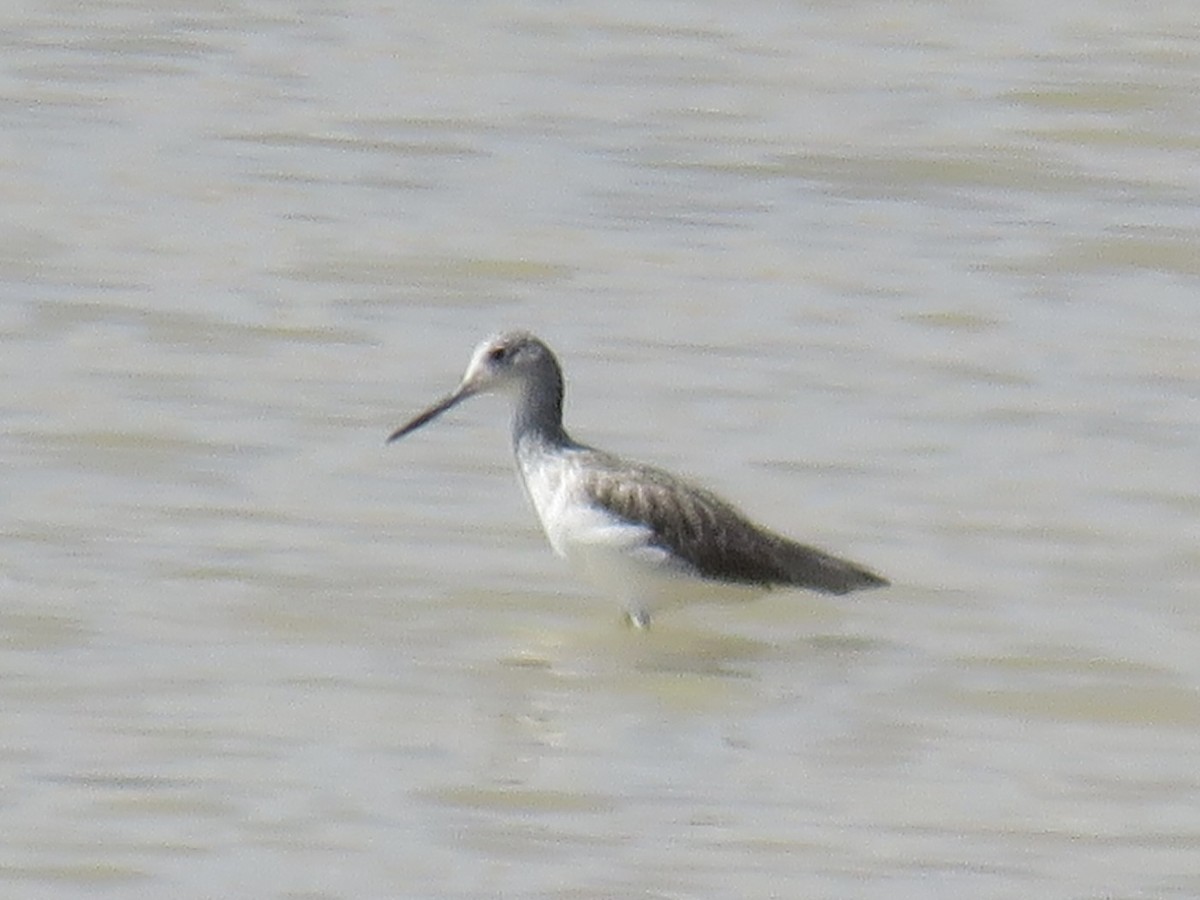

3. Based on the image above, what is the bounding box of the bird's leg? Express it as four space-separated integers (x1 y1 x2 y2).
623 607 652 630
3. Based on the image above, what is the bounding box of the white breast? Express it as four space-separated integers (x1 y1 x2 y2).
516 448 753 614
518 450 646 560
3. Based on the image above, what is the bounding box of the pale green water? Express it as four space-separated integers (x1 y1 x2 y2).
2 2 1199 898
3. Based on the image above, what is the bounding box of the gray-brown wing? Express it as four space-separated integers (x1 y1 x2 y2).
579 453 887 595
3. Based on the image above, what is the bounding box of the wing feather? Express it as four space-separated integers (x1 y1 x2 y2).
580 451 887 595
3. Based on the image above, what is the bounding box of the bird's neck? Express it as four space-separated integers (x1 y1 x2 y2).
511 361 570 452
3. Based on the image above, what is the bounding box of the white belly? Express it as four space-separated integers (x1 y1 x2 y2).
517 451 765 618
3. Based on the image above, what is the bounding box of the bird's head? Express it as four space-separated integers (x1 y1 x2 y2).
387 331 559 443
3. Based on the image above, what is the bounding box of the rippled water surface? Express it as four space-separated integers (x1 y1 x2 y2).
3 2 1199 898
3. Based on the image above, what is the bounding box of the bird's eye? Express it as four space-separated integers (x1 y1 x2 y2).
487 345 508 362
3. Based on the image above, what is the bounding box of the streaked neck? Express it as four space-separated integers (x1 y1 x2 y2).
511 360 570 450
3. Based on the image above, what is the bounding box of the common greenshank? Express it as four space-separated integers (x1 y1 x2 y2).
388 331 888 627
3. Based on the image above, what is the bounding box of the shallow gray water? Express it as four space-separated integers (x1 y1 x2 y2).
2 2 1199 898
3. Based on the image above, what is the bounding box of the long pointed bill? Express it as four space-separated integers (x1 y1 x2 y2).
386 385 474 444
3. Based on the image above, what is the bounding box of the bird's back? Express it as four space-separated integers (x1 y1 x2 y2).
575 449 888 595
